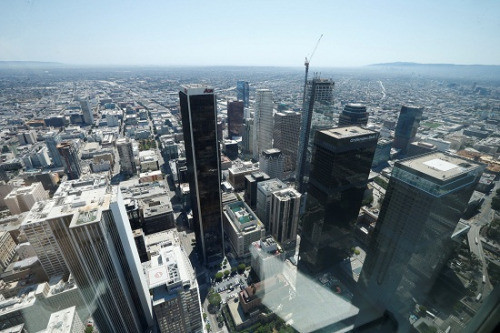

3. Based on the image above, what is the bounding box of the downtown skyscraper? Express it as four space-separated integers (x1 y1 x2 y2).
179 85 223 263
22 176 154 333
356 152 484 330
252 89 274 160
236 80 250 107
273 110 301 172
338 103 369 127
296 78 334 193
227 100 244 139
57 141 82 180
299 126 378 273
393 105 424 155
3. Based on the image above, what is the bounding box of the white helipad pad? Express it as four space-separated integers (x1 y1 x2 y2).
423 158 457 171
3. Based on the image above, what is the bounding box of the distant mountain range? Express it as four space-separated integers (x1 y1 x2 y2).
370 62 500 69
0 61 64 68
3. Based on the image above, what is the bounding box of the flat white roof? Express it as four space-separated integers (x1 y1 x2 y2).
423 158 457 172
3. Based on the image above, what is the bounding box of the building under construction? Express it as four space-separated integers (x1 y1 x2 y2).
296 77 335 193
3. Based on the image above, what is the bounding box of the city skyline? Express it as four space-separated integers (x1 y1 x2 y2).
1 1 499 67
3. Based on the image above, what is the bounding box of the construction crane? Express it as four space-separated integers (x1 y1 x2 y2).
302 34 323 109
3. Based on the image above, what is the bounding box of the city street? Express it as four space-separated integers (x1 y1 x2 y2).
466 181 499 296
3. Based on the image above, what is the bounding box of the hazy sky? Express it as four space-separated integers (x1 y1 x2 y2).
1 0 499 67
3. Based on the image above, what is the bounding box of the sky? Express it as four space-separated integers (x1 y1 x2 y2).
0 0 499 67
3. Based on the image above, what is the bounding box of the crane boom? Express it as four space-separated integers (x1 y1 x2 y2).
302 34 323 109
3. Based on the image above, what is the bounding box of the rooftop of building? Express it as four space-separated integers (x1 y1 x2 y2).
180 84 213 96
141 197 173 218
257 178 287 193
0 324 25 333
5 182 44 198
143 235 197 304
226 201 256 225
229 161 259 174
321 126 377 139
44 306 78 333
21 175 112 228
262 148 282 156
273 188 301 200
398 152 483 181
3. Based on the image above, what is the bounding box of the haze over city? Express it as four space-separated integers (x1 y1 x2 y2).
1 0 499 67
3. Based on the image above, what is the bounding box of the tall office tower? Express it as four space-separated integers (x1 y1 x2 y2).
356 152 484 329
116 137 137 176
227 100 245 139
252 89 274 160
17 130 37 146
270 188 301 245
22 200 70 279
393 105 424 155
44 131 63 167
146 234 203 333
371 138 393 168
296 78 334 193
241 118 253 155
236 81 250 107
273 111 301 172
24 177 154 333
256 179 288 232
244 171 270 209
4 182 48 215
179 85 223 264
259 148 284 180
338 103 369 127
80 98 94 125
57 141 82 180
299 126 378 273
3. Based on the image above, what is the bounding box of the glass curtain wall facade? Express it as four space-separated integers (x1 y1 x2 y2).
179 86 223 264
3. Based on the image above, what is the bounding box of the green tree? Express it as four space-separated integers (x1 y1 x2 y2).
492 196 500 212
208 293 222 307
231 267 237 275
85 326 94 333
237 263 246 273
224 270 230 277
215 272 223 282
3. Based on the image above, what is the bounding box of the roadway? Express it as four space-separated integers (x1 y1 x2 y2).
466 181 499 296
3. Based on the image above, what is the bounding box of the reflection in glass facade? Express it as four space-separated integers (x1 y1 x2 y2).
296 78 334 193
179 86 223 264
356 152 484 330
299 126 379 273
393 105 423 154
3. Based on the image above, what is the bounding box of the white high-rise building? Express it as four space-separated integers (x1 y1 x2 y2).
252 89 274 160
270 188 301 245
259 148 284 180
256 179 288 232
5 182 48 215
273 110 301 172
144 231 203 333
22 175 153 333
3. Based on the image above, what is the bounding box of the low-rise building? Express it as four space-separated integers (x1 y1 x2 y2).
223 201 265 258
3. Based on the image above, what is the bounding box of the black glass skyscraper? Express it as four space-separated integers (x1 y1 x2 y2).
299 126 378 273
179 85 223 264
227 100 244 139
338 103 369 127
356 152 484 329
236 81 249 107
393 105 423 154
57 141 82 180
